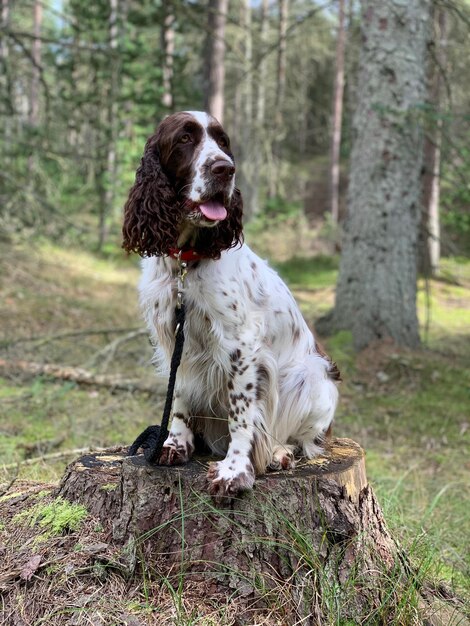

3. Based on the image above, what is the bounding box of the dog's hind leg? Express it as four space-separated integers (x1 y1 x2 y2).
279 355 338 460
269 443 296 470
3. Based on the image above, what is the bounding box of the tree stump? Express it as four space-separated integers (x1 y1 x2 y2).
57 438 459 624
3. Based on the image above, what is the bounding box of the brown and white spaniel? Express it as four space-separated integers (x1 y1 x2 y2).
123 111 339 500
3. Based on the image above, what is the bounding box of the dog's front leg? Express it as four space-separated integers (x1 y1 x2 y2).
207 348 262 501
159 390 195 465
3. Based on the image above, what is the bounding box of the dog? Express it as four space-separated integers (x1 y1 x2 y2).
123 111 340 499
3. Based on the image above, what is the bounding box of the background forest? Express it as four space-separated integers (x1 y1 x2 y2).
2 0 469 253
1 0 470 624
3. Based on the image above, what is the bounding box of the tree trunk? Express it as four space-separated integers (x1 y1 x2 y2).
238 0 259 220
242 0 252 127
329 0 346 225
275 0 288 130
248 0 270 216
0 0 9 69
419 9 446 276
318 0 431 351
29 0 42 128
256 0 269 130
268 0 289 199
161 1 175 111
98 0 120 252
1 0 12 136
57 438 456 623
204 0 228 124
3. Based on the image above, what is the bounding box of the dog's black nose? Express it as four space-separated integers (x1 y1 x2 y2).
211 160 235 178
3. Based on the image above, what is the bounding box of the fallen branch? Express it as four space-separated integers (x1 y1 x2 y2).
1 326 144 349
0 359 164 395
0 464 19 497
84 329 148 371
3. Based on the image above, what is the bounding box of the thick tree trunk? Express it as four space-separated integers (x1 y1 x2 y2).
58 438 423 622
204 0 228 124
329 0 346 225
319 0 431 350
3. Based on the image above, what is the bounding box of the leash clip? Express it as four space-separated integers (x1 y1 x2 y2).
176 252 188 311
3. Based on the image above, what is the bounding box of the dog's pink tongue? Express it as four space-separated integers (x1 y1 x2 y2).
199 200 227 221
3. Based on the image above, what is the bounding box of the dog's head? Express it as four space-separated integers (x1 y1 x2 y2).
122 111 243 259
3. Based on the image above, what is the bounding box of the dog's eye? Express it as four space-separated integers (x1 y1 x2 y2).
218 136 229 149
179 134 191 144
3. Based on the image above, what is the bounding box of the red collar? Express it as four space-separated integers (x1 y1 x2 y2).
168 247 206 262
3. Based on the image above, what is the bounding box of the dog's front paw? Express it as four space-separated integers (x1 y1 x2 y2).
207 459 255 503
159 442 192 466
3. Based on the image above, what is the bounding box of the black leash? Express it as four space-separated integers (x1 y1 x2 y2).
128 257 188 464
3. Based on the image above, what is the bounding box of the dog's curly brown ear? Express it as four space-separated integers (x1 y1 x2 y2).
122 137 181 257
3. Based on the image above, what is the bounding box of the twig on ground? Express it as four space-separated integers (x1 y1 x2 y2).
84 329 148 371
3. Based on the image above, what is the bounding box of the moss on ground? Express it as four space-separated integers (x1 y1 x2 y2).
12 496 88 539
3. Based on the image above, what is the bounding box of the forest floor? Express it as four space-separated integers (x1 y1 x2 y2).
0 239 469 624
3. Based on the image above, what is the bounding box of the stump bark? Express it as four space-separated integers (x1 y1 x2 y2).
57 438 459 624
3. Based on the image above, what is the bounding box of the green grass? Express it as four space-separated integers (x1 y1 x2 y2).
274 254 339 289
274 255 339 318
0 241 469 617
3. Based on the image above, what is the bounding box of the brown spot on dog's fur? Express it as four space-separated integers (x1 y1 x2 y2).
230 348 242 363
